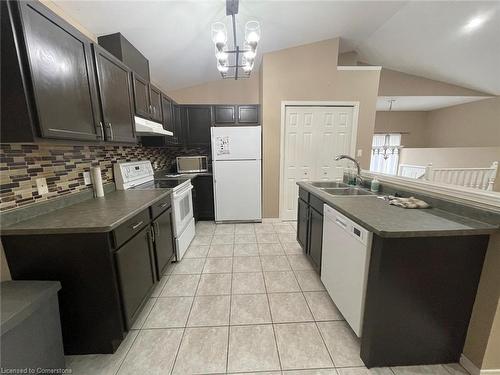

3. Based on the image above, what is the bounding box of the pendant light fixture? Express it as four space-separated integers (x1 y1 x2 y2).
211 0 261 79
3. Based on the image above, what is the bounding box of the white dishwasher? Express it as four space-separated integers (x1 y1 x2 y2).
321 204 373 337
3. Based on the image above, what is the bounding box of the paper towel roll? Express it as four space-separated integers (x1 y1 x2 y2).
91 167 104 198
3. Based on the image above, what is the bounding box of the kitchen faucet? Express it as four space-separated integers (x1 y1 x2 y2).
335 154 364 186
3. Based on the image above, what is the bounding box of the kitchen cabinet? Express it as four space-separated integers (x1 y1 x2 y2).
97 32 150 81
2 1 101 142
2 196 178 354
184 106 213 146
150 197 175 276
149 84 162 122
161 94 174 133
93 44 136 143
297 196 309 249
308 206 323 270
214 105 236 124
132 73 150 119
238 105 259 124
193 175 215 221
213 105 260 126
114 225 155 329
296 188 323 273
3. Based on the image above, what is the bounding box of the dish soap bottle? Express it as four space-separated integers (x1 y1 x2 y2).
370 178 380 193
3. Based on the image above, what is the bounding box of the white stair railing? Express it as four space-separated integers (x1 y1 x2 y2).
423 162 499 191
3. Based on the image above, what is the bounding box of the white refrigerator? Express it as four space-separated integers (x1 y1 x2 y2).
211 126 262 222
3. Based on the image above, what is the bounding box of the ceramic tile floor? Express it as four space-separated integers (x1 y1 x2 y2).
66 221 469 375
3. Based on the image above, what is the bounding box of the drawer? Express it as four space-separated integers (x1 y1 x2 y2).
299 188 309 203
150 195 172 219
113 209 150 248
309 194 324 213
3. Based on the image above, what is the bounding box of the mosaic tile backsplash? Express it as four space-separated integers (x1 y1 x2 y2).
0 143 209 212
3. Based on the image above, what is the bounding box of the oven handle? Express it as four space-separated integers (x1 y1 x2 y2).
173 184 193 198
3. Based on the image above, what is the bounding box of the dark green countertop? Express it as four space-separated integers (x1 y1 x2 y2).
298 182 499 238
0 189 172 235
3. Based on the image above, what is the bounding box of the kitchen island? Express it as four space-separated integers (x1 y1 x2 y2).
296 181 499 368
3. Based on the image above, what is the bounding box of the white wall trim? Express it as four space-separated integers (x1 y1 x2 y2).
362 171 500 212
337 66 382 71
279 101 360 220
460 354 500 375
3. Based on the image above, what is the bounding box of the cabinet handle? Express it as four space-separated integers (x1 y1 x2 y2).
131 221 144 230
150 226 155 242
149 105 153 114
155 221 160 237
98 122 105 140
107 123 114 140
159 202 170 209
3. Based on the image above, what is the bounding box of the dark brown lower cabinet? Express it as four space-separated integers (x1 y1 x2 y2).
308 207 323 271
152 207 175 276
193 175 215 221
297 188 323 273
1 203 177 355
114 226 155 329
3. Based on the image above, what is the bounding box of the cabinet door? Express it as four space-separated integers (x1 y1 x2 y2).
132 73 150 118
185 106 212 145
194 175 215 220
214 105 236 124
161 94 174 133
308 208 323 273
238 105 259 124
153 208 175 277
114 226 155 329
297 198 309 251
149 84 162 122
19 1 100 141
93 45 136 143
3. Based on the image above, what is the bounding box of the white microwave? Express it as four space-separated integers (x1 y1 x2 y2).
176 156 208 173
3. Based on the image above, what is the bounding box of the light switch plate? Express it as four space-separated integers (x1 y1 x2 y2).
83 171 91 185
357 149 363 157
36 178 48 195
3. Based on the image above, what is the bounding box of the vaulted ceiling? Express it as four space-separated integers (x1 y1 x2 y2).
55 1 500 94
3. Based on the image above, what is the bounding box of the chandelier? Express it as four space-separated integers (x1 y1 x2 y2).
211 0 261 79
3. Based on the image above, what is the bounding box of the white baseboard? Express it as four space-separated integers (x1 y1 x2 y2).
460 354 500 375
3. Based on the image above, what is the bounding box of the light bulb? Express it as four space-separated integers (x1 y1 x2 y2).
217 63 228 73
245 21 261 51
246 31 259 43
214 31 226 44
243 63 253 73
211 22 227 51
216 51 228 64
244 50 256 60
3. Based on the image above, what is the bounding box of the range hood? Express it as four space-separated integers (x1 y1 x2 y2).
135 116 173 136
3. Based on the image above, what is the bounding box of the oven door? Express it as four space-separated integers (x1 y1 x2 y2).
172 183 194 237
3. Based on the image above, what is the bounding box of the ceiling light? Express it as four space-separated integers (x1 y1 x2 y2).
211 0 261 80
463 16 485 32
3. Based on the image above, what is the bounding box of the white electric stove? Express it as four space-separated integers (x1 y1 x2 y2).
114 161 195 261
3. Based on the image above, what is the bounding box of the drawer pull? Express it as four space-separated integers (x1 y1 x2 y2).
159 202 170 209
131 221 144 230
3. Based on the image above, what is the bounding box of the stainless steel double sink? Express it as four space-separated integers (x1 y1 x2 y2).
310 181 375 196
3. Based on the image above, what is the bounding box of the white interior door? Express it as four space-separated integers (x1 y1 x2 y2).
281 106 354 221
214 160 261 222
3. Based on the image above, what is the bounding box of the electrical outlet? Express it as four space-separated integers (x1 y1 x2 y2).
83 171 91 185
36 178 48 195
357 149 363 157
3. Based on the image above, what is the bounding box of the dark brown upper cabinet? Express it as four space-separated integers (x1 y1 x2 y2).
185 106 212 145
132 73 150 119
93 45 136 143
238 105 259 124
149 84 162 123
2 1 101 142
214 105 236 124
161 94 174 133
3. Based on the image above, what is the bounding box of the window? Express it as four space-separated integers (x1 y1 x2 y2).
370 133 402 175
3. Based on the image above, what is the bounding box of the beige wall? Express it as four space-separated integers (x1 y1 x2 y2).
169 74 260 104
40 0 97 42
374 111 429 147
463 232 500 369
426 97 500 148
260 38 380 218
400 147 500 168
483 299 500 369
378 68 488 96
